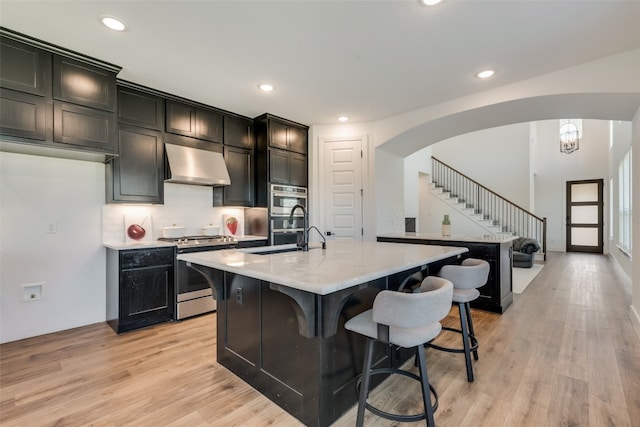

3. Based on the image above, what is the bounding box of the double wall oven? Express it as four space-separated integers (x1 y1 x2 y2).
270 184 307 245
158 235 236 320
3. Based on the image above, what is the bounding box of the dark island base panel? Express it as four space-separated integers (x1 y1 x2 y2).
377 236 513 314
205 261 457 427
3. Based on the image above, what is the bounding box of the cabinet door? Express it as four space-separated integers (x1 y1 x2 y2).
269 150 289 184
53 101 116 152
53 55 116 112
224 115 253 149
165 100 195 137
224 273 260 365
117 87 164 130
195 108 223 143
0 88 47 140
120 265 174 332
288 152 308 187
223 146 253 206
269 119 289 150
0 37 51 96
110 125 164 203
288 125 308 155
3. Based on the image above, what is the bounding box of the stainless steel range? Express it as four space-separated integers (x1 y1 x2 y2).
158 235 237 319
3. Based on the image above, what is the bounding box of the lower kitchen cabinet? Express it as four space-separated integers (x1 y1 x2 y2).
376 236 513 313
106 247 175 333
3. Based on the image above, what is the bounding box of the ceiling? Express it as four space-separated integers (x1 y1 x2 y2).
2 0 640 126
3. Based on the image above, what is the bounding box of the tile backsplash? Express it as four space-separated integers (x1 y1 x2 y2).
103 183 256 242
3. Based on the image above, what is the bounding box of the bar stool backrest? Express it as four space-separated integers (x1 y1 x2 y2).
438 258 489 290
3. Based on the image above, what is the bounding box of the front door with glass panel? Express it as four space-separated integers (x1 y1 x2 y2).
566 179 604 253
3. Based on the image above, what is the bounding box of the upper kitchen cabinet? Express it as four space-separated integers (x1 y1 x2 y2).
0 29 121 159
254 113 309 206
165 100 223 144
117 85 164 130
261 113 308 155
0 36 51 96
213 145 254 207
106 124 164 204
0 36 51 143
53 55 116 112
213 114 255 206
224 115 253 149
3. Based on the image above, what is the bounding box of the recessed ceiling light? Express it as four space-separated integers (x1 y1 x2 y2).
258 83 274 92
419 0 443 6
338 116 349 122
476 69 495 79
101 15 126 31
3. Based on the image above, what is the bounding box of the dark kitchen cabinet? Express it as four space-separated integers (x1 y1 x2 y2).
213 146 254 207
266 114 307 154
106 247 175 333
53 101 117 152
166 100 223 143
117 86 164 130
0 88 47 140
0 36 51 96
269 149 307 187
107 124 164 203
254 113 309 207
53 55 117 112
376 236 514 314
0 30 121 158
224 115 252 149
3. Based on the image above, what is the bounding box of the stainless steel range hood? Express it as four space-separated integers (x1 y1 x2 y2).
164 143 230 186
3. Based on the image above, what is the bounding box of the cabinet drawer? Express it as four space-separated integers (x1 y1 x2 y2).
120 248 175 269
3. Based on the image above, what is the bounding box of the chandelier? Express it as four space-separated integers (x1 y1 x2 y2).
560 120 580 154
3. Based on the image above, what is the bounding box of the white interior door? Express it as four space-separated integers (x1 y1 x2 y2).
323 139 363 241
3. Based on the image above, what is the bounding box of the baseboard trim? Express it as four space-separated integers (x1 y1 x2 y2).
630 305 640 340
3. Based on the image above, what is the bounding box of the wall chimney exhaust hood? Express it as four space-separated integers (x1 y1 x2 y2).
164 143 230 186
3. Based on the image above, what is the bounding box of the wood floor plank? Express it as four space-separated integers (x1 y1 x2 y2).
1 251 638 427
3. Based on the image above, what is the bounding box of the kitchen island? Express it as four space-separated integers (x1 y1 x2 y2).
377 233 516 313
177 240 467 427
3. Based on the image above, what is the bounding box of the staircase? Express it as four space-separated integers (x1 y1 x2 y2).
430 156 546 259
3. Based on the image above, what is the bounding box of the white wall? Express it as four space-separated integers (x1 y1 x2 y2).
631 107 640 337
0 152 106 343
609 121 633 277
533 120 611 252
430 123 531 209
404 146 432 221
375 148 405 234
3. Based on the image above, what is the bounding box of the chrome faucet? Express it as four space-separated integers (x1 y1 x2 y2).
289 204 309 251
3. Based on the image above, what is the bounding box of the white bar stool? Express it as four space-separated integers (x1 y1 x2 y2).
345 276 453 427
430 258 490 382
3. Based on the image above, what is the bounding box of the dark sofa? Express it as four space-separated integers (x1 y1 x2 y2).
512 237 541 268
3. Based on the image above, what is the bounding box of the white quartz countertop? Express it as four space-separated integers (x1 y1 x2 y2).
103 241 177 250
177 240 468 295
103 235 268 251
378 232 517 244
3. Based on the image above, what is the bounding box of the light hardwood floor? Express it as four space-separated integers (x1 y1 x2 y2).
1 252 639 426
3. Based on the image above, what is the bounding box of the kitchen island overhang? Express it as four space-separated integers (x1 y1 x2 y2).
178 240 468 426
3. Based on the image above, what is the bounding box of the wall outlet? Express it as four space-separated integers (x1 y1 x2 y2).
21 282 44 301
46 222 57 234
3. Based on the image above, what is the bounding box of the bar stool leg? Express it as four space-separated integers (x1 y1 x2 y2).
458 303 474 382
464 302 479 361
416 344 435 427
356 338 375 427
